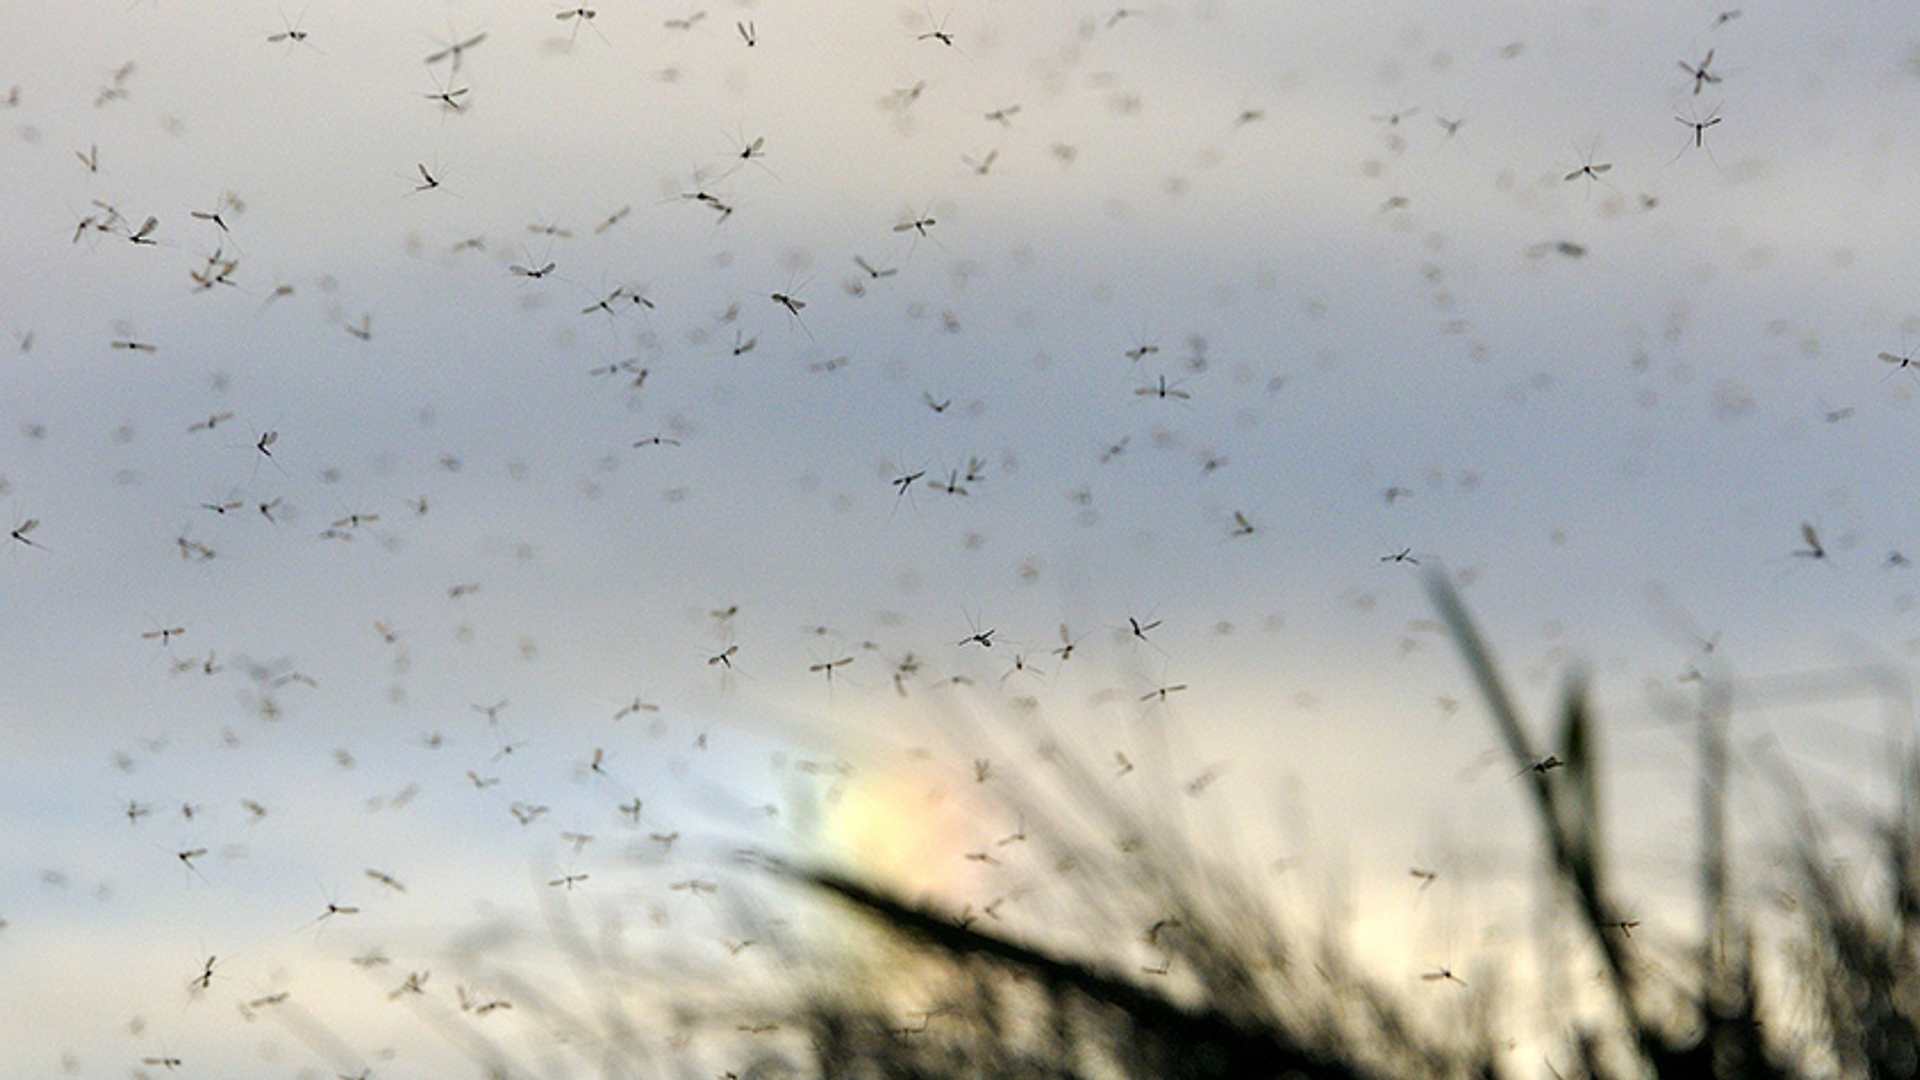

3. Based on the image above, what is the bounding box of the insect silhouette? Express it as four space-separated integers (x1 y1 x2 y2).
1879 340 1920 380
958 610 995 649
9 517 45 550
1228 511 1256 539
1135 375 1190 401
1670 104 1723 165
808 655 853 683
1381 547 1419 565
1564 143 1613 195
737 20 756 46
555 7 608 49
1423 966 1468 987
268 7 318 51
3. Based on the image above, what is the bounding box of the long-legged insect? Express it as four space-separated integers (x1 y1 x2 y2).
1669 104 1722 166
1793 521 1827 560
268 7 319 52
555 7 608 49
1564 142 1613 196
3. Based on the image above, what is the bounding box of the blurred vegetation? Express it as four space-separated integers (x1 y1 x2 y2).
427 571 1920 1080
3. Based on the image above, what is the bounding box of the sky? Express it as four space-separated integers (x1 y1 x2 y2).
6 1 1920 1076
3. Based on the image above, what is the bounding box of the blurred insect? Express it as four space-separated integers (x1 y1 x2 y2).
1679 49 1721 94
344 313 372 341
112 337 158 353
708 643 739 668
1127 615 1161 642
1381 547 1419 565
549 873 589 890
1423 966 1467 987
854 255 897 280
1712 9 1741 28
1793 522 1826 560
1002 653 1044 682
985 104 1021 126
145 625 187 646
1227 511 1256 539
1606 919 1641 937
671 878 718 894
962 150 997 176
1114 752 1135 776
632 434 680 448
737 20 756 45
664 12 706 30
125 215 159 245
76 143 98 173
425 31 487 70
922 391 951 413
1435 114 1465 139
363 869 405 893
1410 867 1440 891
389 971 429 1000
594 205 631 233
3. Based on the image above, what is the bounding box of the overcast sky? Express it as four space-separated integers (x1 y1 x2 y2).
6 1 1920 1076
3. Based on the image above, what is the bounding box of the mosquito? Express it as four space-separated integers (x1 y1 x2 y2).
1228 511 1256 539
918 4 958 47
555 7 608 49
1793 522 1826 560
509 250 557 280
1052 623 1085 660
1679 49 1721 95
1670 104 1722 165
126 215 159 245
1879 340 1919 380
425 31 487 71
1135 375 1190 400
922 391 951 413
422 72 470 114
1381 547 1419 565
1564 143 1613 195
962 149 997 176
854 255 897 280
76 143 98 173
708 643 739 668
737 20 756 46
722 130 777 180
344 313 372 341
1515 754 1564 778
1140 681 1188 703
9 517 45 549
1410 867 1440 891
145 624 187 646
664 12 706 31
549 873 589 890
985 104 1020 126
268 7 317 51
958 610 995 649
1127 615 1161 642
1422 966 1468 987
809 655 853 682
